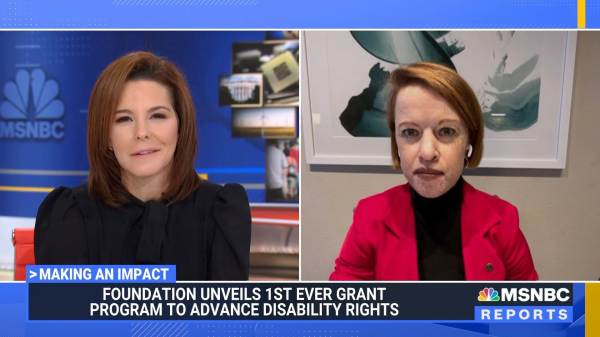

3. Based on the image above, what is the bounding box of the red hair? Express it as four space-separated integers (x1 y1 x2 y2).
87 51 199 206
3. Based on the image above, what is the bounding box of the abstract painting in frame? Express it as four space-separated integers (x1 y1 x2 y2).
302 31 576 169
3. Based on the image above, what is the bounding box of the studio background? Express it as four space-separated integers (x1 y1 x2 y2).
0 31 299 277
301 32 600 281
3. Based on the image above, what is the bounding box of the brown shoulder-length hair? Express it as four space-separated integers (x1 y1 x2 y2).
87 51 200 206
386 62 484 169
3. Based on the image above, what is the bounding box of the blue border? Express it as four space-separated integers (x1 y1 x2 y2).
0 0 578 28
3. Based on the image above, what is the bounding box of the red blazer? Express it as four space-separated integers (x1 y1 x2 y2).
330 182 538 280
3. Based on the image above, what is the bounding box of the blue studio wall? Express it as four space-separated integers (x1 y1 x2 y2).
0 31 269 220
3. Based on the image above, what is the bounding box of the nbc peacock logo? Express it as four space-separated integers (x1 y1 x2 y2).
0 68 65 139
478 287 500 302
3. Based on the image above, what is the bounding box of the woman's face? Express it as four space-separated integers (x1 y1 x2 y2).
394 85 469 198
110 80 179 187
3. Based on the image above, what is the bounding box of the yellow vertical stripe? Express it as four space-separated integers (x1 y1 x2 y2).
586 283 600 337
578 0 586 28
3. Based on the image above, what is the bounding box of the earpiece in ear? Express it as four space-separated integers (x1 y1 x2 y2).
466 144 473 158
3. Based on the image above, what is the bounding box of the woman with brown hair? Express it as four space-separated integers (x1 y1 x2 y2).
330 62 537 281
34 51 251 280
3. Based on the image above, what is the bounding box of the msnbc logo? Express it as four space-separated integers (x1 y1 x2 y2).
478 287 500 302
0 68 65 139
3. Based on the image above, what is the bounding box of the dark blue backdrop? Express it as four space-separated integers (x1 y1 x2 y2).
0 31 269 217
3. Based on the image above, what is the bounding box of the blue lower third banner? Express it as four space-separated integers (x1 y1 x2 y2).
0 277 585 336
28 280 578 320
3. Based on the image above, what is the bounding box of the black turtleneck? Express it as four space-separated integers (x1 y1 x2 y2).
410 177 465 280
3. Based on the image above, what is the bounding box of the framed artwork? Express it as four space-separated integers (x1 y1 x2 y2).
232 107 297 138
260 51 299 94
265 138 299 202
232 41 299 73
302 31 577 168
233 41 299 107
219 73 263 107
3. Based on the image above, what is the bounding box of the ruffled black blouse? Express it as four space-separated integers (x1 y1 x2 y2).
34 181 251 281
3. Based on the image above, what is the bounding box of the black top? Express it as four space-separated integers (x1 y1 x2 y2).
411 178 465 280
34 181 251 281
